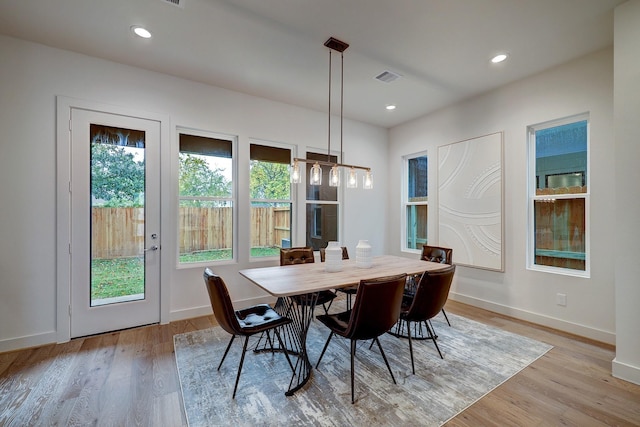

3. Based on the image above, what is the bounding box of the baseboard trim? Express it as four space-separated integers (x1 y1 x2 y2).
449 292 616 345
0 331 58 353
612 358 640 386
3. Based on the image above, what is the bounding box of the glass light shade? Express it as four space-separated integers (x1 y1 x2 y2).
290 160 301 183
347 168 358 188
329 165 340 187
310 162 322 185
363 170 373 189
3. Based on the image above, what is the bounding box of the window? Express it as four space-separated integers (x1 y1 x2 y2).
528 115 589 275
178 130 235 264
249 141 293 258
403 153 428 251
306 152 339 250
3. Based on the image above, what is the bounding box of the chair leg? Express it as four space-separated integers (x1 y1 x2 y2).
374 337 397 385
232 336 250 399
218 335 236 370
442 308 451 326
426 322 443 359
428 319 438 339
315 331 334 369
407 321 415 374
351 339 356 404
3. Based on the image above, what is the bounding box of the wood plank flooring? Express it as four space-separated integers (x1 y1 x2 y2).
1 300 639 426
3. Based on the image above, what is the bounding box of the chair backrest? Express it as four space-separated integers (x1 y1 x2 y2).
203 268 243 336
344 273 407 340
405 265 456 322
319 246 349 262
280 247 315 266
421 245 453 265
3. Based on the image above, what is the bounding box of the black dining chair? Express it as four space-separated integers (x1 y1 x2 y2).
315 273 407 403
419 245 454 327
399 265 456 373
203 268 294 398
280 247 337 314
319 245 357 310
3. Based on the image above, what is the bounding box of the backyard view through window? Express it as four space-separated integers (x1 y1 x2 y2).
529 116 588 274
405 153 428 250
250 142 293 258
178 131 234 264
90 124 146 305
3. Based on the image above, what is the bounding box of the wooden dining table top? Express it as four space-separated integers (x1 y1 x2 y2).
239 254 448 297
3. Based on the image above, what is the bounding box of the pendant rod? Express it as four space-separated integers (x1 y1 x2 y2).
327 49 332 162
340 50 344 164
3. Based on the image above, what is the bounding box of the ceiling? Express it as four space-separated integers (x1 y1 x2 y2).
0 0 625 128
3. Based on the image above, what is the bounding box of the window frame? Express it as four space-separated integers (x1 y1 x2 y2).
176 127 237 268
304 150 341 250
402 150 429 253
526 113 590 277
248 138 295 260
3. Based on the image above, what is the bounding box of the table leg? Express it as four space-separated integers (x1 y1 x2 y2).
275 293 318 396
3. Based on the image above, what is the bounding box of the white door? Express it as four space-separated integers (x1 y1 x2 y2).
70 108 160 338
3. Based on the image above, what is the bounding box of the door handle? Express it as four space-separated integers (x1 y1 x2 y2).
144 245 159 252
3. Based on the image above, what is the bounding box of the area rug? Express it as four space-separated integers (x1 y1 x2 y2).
174 313 552 427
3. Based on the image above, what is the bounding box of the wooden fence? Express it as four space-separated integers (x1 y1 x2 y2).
91 207 290 259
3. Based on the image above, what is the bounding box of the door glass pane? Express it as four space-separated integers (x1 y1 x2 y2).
90 124 145 306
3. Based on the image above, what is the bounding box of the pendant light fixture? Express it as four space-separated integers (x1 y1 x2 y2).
290 37 372 189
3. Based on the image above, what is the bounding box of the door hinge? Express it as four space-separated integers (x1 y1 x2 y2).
68 305 72 317
69 181 72 193
68 243 71 254
69 119 72 131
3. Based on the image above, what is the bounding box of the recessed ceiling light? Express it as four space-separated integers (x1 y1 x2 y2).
491 53 509 64
386 105 396 110
131 26 152 39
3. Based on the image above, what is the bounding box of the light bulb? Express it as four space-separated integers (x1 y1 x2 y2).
347 168 358 188
363 170 373 189
290 161 301 183
329 165 340 187
310 162 322 185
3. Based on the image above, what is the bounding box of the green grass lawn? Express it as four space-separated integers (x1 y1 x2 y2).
91 247 281 300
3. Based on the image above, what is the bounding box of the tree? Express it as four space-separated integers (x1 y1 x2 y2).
179 154 231 204
91 143 144 207
249 161 290 202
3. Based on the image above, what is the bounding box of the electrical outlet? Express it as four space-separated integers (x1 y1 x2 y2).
556 293 567 306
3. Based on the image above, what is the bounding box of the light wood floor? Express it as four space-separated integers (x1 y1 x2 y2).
1 300 639 426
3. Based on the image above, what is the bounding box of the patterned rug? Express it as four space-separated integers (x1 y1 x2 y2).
174 312 552 426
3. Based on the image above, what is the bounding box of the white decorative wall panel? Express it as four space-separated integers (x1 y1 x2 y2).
438 132 503 271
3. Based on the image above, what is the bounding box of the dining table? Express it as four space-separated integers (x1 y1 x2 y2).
238 254 449 396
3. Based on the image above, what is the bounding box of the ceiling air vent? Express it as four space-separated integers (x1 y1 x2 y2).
161 0 184 8
375 70 402 83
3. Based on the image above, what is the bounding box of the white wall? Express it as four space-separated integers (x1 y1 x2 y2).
389 47 616 344
613 0 640 386
0 35 388 351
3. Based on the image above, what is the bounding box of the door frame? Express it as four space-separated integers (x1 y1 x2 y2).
56 96 171 343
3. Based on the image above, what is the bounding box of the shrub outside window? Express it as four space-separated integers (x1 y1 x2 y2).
528 115 589 276
249 141 293 258
404 153 428 251
178 130 235 264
